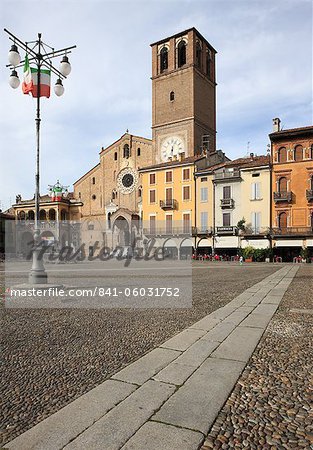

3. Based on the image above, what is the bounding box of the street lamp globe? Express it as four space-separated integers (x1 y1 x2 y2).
59 55 71 76
54 78 64 96
9 70 20 89
8 44 21 66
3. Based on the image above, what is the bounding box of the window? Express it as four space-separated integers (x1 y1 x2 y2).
294 145 303 161
200 187 208 202
112 190 117 200
149 190 156 204
160 47 168 72
206 49 212 78
251 212 261 233
49 209 56 221
137 147 141 156
223 213 231 227
166 215 173 233
149 215 156 234
278 177 287 192
138 187 142 198
183 213 191 233
166 188 173 202
177 40 186 67
78 192 81 198
92 177 95 185
114 152 117 161
170 91 175 101
165 171 173 183
183 168 190 180
123 144 130 158
92 194 96 200
200 211 208 231
278 212 287 229
252 173 260 177
223 186 231 199
251 182 261 200
149 173 156 185
196 41 202 68
183 185 190 201
278 147 287 163
28 210 35 220
201 177 207 182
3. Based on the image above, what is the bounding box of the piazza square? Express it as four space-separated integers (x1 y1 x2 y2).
1 1 312 449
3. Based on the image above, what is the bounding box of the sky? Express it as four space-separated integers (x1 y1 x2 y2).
0 0 312 210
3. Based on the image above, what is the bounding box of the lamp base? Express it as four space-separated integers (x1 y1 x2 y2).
28 269 48 284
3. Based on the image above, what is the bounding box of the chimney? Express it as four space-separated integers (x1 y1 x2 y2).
272 118 281 132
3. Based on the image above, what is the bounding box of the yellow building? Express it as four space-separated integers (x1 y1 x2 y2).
140 156 201 236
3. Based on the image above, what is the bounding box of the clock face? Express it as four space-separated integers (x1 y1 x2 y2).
161 136 185 161
117 167 138 194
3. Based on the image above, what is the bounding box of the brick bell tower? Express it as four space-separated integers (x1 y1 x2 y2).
151 28 217 163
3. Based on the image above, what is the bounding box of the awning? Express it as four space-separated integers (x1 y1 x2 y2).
275 239 304 248
214 236 239 248
197 238 212 248
306 239 313 247
241 239 270 249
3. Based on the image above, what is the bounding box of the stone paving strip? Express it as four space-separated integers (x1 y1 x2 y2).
5 265 298 450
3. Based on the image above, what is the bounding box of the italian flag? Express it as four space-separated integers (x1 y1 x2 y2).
22 54 51 98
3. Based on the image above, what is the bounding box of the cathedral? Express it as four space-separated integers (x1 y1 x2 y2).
73 28 217 247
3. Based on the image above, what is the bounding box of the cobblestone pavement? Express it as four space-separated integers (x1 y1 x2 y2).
201 264 313 450
0 262 278 445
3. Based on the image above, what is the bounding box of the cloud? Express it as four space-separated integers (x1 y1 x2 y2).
0 0 312 210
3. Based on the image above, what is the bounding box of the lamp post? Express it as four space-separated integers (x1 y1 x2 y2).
5 29 76 284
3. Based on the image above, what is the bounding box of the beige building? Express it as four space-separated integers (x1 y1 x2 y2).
194 155 271 255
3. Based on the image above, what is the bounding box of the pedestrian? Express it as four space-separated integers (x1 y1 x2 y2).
239 255 243 265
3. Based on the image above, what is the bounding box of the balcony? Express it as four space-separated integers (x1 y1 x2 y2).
214 169 241 181
160 199 178 210
271 227 313 236
241 227 270 237
220 198 235 209
306 189 313 201
273 191 292 203
192 227 213 236
143 227 191 236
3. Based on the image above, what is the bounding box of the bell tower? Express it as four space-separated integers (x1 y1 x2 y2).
151 28 217 163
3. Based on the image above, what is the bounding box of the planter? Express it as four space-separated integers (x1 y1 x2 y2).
245 257 253 263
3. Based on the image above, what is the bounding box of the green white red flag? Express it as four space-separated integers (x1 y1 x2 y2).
22 54 51 98
22 54 33 94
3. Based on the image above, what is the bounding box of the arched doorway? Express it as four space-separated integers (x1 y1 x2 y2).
180 238 193 260
163 238 178 259
113 216 130 246
41 231 55 248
